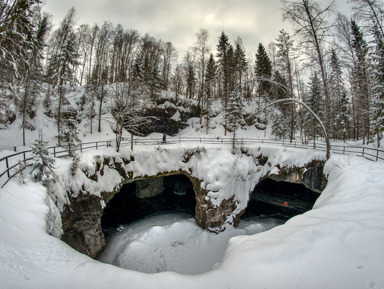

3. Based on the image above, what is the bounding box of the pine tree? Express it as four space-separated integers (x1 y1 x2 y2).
31 132 56 184
275 30 296 142
60 107 80 176
202 54 217 134
46 11 80 142
149 67 163 100
234 40 248 92
18 12 49 146
217 32 232 106
271 111 289 139
255 43 272 106
81 84 97 134
370 26 384 147
334 91 352 142
225 90 246 148
329 48 345 139
351 19 371 143
0 0 42 127
305 73 324 147
17 160 27 185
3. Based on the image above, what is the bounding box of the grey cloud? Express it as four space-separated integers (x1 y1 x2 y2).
44 0 350 58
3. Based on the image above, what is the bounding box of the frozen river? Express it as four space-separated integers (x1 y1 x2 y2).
98 213 284 275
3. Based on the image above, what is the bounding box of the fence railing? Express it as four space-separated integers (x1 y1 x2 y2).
0 140 111 188
1 137 383 188
123 136 384 162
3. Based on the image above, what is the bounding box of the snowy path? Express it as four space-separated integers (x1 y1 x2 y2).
0 152 384 288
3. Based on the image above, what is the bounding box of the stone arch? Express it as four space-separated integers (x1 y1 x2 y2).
59 155 327 258
101 173 198 234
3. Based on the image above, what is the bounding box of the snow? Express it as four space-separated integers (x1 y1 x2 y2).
170 110 181 122
0 147 384 288
1 89 384 288
98 214 283 275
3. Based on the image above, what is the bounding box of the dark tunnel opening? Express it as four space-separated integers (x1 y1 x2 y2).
101 174 196 236
241 178 321 222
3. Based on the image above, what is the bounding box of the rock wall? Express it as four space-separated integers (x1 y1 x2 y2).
267 160 327 193
54 149 327 258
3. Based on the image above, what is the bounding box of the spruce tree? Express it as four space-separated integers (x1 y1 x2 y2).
149 67 163 100
271 111 289 139
18 12 49 146
60 107 80 176
276 29 296 142
202 54 216 134
46 8 79 143
47 32 80 142
351 19 371 143
305 73 324 147
80 85 97 134
234 40 248 92
370 26 384 147
334 91 352 142
0 0 42 128
329 48 345 138
255 43 272 107
31 132 56 184
225 90 246 148
217 32 232 106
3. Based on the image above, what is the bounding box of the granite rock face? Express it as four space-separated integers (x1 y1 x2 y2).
267 160 327 193
61 194 106 258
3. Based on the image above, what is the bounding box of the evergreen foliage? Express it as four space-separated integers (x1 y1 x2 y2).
271 111 289 139
234 40 247 92
0 0 44 129
255 43 272 101
305 73 324 145
329 49 345 138
217 32 233 106
370 26 384 146
351 19 371 143
225 90 246 148
334 91 352 142
202 54 216 134
31 132 56 184
0 2 383 151
59 107 80 175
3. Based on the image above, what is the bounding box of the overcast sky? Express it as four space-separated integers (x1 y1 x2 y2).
44 0 351 59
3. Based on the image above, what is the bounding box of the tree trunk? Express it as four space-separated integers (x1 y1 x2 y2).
232 127 236 149
98 85 104 133
131 133 134 151
58 79 64 146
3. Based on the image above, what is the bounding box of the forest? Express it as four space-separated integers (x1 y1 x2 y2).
0 0 383 151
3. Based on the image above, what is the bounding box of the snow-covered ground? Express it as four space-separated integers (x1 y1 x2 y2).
1 89 383 288
0 149 383 289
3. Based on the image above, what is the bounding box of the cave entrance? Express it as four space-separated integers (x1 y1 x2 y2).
241 178 321 222
101 174 196 235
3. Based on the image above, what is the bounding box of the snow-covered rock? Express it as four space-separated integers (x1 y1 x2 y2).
49 144 326 257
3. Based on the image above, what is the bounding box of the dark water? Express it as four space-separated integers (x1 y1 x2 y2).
101 175 196 236
101 175 320 235
241 178 321 222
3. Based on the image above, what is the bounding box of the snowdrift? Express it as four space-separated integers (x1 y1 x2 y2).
0 144 383 288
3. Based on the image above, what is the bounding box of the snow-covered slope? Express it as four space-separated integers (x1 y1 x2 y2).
0 149 383 289
1 87 383 288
